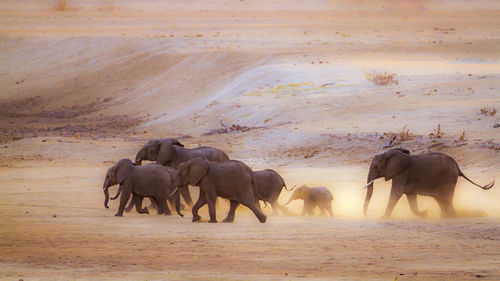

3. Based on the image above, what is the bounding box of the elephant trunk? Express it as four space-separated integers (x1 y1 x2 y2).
110 185 122 200
134 149 145 165
174 189 183 217
363 168 377 217
103 177 110 209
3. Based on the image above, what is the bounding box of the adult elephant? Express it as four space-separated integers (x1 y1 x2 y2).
134 138 230 207
103 159 183 217
109 166 183 215
224 169 292 221
364 148 494 218
283 185 334 216
175 157 267 223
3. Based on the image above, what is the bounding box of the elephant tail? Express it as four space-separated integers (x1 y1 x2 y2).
281 175 295 191
457 165 495 190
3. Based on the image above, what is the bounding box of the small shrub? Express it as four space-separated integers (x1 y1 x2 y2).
53 0 67 11
479 107 497 116
399 125 413 141
429 124 444 138
366 71 398 86
458 131 466 142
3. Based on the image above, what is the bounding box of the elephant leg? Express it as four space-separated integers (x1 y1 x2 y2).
148 199 158 210
435 193 457 218
327 202 334 217
205 189 218 223
192 191 207 222
163 197 172 216
406 193 427 218
382 187 403 219
124 196 135 212
301 201 308 216
318 204 327 216
223 200 240 223
270 201 279 215
275 202 291 215
180 186 193 207
115 187 132 216
242 201 267 223
133 195 149 214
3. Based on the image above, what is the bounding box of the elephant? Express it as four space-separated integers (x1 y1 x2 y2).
364 148 495 218
175 157 267 223
283 185 334 216
224 169 292 220
109 166 184 215
103 159 183 217
134 138 230 207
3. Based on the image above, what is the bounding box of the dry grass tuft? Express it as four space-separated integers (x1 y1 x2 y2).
429 124 444 139
479 107 497 116
366 71 398 86
53 0 67 11
399 125 413 141
457 131 467 142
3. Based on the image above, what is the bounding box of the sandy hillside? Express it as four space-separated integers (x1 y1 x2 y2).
1 0 500 280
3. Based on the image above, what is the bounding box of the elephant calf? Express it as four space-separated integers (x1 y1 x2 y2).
284 185 334 216
103 159 182 217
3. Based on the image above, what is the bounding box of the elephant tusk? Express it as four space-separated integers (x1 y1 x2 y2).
363 180 374 189
168 187 178 197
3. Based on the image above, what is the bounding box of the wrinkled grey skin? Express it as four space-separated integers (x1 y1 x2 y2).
284 185 334 216
110 166 183 215
134 138 230 207
225 169 292 220
364 148 495 219
103 159 183 217
177 157 267 223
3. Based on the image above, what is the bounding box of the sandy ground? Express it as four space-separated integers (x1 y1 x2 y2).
1 0 500 280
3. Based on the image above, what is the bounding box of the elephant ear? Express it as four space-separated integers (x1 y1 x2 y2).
116 159 134 184
157 139 175 165
170 138 184 147
188 158 209 186
384 150 411 180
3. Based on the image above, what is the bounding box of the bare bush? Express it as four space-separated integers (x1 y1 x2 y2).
429 124 444 139
399 125 413 141
479 107 497 116
457 131 466 142
366 71 398 86
53 0 67 11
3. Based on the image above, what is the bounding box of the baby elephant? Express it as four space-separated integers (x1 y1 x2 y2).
284 185 334 216
103 159 182 217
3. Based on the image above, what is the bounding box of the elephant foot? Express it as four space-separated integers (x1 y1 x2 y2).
417 210 429 218
208 219 218 223
164 212 172 216
192 215 201 222
380 215 391 220
138 207 149 214
258 216 267 223
222 217 234 223
114 213 123 217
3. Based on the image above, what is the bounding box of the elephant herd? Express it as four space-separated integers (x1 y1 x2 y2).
103 139 495 223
